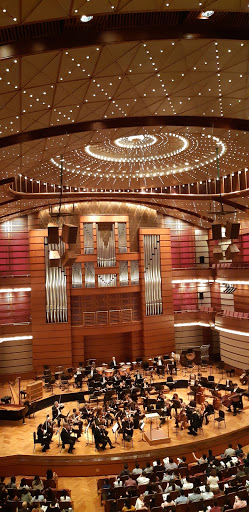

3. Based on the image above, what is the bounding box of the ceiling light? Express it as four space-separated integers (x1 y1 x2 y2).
80 15 93 22
200 10 214 18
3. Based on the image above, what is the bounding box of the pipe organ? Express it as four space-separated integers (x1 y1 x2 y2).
44 238 68 323
28 214 175 371
143 234 162 316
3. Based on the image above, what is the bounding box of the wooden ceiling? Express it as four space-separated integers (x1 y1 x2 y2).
1 1 249 226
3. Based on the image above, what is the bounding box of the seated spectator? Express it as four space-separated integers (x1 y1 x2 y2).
201 484 214 500
178 456 188 468
188 487 202 502
207 449 215 464
224 480 237 495
32 475 44 491
164 457 178 472
44 487 55 502
21 489 32 503
210 500 221 512
192 452 207 464
181 476 193 490
60 490 71 501
162 472 175 483
132 463 142 476
31 490 45 502
235 444 243 458
45 468 57 487
46 499 60 511
161 494 176 508
19 478 29 490
165 482 181 493
135 494 146 510
125 474 137 487
207 469 219 493
137 472 150 485
122 498 135 512
174 490 188 505
101 479 111 504
233 495 247 509
114 476 123 488
143 462 153 475
224 443 236 457
120 464 130 476
236 466 246 479
7 476 17 489
153 459 164 472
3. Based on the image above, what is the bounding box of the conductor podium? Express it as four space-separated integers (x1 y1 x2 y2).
144 412 170 446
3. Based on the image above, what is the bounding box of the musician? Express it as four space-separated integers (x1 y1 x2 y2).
61 423 76 453
69 408 83 435
37 424 51 452
110 357 117 369
42 414 54 441
233 383 244 411
188 409 202 436
134 370 143 384
52 401 66 427
202 400 214 425
74 369 83 388
157 356 165 376
93 424 115 450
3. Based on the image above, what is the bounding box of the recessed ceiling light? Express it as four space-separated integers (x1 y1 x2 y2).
200 10 214 19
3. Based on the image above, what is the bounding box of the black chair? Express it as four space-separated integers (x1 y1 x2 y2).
33 432 43 453
214 409 226 428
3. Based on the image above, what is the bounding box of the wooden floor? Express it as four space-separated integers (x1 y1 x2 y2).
1 366 249 476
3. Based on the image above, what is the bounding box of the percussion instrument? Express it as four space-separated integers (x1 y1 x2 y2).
96 367 104 375
119 365 130 375
105 369 114 377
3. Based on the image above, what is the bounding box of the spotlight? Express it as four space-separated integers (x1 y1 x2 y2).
80 15 93 22
199 10 214 19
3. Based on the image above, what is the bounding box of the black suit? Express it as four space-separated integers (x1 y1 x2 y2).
37 426 50 451
61 427 75 453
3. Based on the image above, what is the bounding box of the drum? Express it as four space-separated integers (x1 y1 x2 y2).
105 369 114 377
119 365 130 375
96 366 104 375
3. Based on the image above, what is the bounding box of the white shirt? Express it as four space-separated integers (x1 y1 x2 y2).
137 475 150 485
207 475 219 489
135 498 145 510
114 480 123 488
201 491 214 500
182 482 193 490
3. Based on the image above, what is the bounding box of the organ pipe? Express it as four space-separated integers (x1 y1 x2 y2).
97 223 116 267
45 238 68 323
143 234 162 316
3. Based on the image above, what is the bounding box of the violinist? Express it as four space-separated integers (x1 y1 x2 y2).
37 423 51 452
94 424 115 450
69 408 83 434
52 401 66 427
42 414 54 441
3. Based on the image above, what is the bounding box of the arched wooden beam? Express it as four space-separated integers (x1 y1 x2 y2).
1 115 249 149
1 12 249 61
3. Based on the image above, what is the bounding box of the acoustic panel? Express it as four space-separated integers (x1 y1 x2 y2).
61 224 78 245
48 224 59 244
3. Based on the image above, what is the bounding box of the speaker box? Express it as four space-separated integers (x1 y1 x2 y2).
213 246 223 261
212 223 222 240
48 224 59 244
61 249 77 267
199 256 205 264
61 224 78 245
49 250 60 267
225 243 240 260
199 292 204 300
226 221 240 240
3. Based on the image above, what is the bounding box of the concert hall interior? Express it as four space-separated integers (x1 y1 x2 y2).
2 2 249 512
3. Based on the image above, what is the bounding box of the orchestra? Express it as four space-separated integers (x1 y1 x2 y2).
34 355 246 454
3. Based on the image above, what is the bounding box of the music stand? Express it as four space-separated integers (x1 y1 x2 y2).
112 422 120 445
139 421 146 441
85 423 94 446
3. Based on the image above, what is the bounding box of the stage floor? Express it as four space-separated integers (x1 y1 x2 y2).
0 366 249 476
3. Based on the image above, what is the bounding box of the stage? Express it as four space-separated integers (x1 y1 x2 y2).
0 366 249 477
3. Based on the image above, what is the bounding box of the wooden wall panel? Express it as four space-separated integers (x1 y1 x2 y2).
0 337 32 375
84 332 132 365
175 325 204 352
29 230 72 372
220 331 249 369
